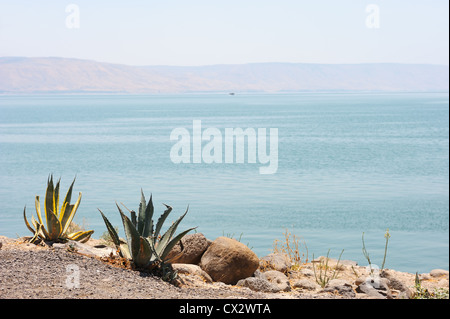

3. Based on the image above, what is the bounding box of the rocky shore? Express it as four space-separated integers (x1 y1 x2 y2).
0 234 448 299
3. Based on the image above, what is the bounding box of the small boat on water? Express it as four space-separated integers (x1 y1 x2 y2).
229 92 235 95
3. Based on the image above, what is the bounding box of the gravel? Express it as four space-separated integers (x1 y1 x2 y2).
4 236 331 299
0 247 280 299
6 237 426 300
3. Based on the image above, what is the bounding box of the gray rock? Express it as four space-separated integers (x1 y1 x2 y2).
430 269 449 278
172 263 213 283
236 277 281 293
381 270 413 299
293 279 320 291
419 273 431 281
355 276 366 286
298 268 315 278
252 269 265 279
323 279 355 298
260 253 291 273
356 277 393 299
262 270 291 292
356 282 386 299
52 240 116 258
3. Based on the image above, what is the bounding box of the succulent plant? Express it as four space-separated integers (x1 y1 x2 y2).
23 175 94 243
98 189 196 269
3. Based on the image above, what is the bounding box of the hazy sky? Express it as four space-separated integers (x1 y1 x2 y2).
0 0 448 66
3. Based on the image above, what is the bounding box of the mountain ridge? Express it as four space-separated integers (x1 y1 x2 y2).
0 57 448 94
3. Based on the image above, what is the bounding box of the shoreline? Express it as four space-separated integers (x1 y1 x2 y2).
1 235 448 300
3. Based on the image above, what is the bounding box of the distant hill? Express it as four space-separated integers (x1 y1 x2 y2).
0 57 448 94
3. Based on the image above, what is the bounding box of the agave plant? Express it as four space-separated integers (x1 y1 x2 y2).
23 175 94 243
98 190 196 269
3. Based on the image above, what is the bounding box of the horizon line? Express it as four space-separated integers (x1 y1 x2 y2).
1 56 449 68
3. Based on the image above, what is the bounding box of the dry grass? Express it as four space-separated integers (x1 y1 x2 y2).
272 229 308 271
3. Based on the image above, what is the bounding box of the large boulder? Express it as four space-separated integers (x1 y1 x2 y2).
166 233 210 264
199 237 259 284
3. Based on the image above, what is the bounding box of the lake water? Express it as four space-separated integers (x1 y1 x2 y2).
0 92 448 274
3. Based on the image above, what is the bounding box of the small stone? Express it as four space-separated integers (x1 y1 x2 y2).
356 282 386 299
326 279 352 288
323 279 355 298
419 273 431 281
299 268 315 278
172 263 213 283
262 270 291 292
356 277 393 299
259 253 291 273
293 279 320 291
430 269 449 278
236 277 281 293
355 276 366 286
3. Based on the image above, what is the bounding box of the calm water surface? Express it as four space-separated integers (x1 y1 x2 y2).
0 92 448 273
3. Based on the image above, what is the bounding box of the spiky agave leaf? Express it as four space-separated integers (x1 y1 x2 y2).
67 230 94 243
117 203 147 266
24 204 51 243
59 192 82 237
46 209 62 241
23 206 33 231
23 175 92 243
44 175 55 230
98 209 121 248
157 206 188 248
137 189 147 234
154 204 172 240
34 196 50 239
99 208 132 259
54 177 61 216
99 190 195 270
59 176 77 231
135 236 152 268
146 236 160 262
41 175 62 240
155 206 196 260
141 192 154 238
119 242 132 260
23 206 44 244
130 210 137 228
